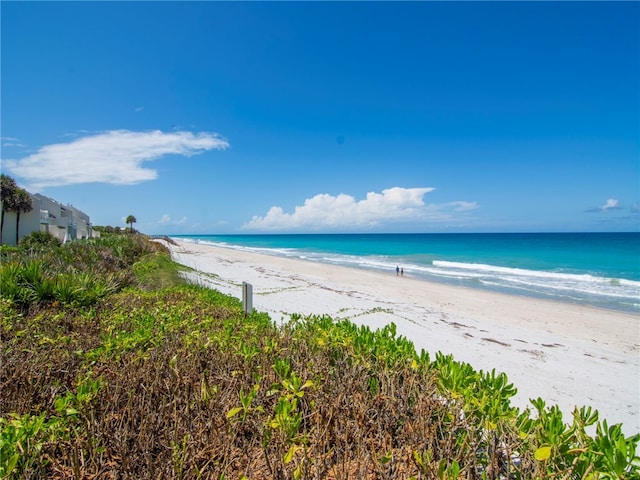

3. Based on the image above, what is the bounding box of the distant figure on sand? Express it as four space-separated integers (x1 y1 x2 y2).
396 265 400 276
401 267 404 276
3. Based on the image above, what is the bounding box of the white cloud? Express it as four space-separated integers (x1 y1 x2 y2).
601 198 619 210
587 197 623 213
243 187 477 232
3 129 229 189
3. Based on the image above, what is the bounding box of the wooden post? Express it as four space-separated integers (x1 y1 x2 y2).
242 282 253 316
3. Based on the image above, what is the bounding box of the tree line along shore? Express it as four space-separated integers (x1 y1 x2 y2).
1 232 638 479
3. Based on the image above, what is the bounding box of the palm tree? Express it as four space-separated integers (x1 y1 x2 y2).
13 188 33 245
0 174 19 245
126 215 137 233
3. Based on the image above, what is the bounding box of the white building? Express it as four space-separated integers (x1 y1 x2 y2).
0 192 96 245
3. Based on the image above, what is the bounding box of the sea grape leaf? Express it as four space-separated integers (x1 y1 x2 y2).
535 446 552 461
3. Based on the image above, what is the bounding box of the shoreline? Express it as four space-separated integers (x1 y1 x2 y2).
165 238 640 434
172 234 640 315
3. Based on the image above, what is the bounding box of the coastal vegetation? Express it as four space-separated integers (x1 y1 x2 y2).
1 234 638 479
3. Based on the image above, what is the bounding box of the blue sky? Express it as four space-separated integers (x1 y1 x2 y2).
2 1 638 234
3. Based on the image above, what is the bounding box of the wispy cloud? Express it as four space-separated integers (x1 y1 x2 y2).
242 187 477 232
60 130 91 139
4 129 229 190
159 214 188 226
135 106 144 112
450 201 478 212
586 197 623 213
144 213 203 234
1 136 26 148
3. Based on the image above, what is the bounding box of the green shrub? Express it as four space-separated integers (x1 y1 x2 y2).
19 231 62 251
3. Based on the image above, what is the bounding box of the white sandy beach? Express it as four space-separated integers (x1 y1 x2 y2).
165 239 640 435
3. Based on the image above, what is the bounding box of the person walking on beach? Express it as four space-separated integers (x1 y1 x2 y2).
396 265 400 276
400 267 404 276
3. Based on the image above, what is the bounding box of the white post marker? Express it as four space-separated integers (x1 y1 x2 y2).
242 281 253 316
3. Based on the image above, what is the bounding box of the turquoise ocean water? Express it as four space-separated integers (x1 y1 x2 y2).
171 233 640 313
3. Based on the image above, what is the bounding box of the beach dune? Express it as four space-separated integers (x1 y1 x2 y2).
166 239 640 434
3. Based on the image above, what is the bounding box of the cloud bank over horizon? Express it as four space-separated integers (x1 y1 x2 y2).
3 129 229 190
242 187 478 232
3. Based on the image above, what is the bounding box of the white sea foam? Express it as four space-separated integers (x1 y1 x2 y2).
427 260 640 307
300 254 640 311
433 260 639 285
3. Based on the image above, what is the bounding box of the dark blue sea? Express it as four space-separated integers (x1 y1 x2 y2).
171 233 640 313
